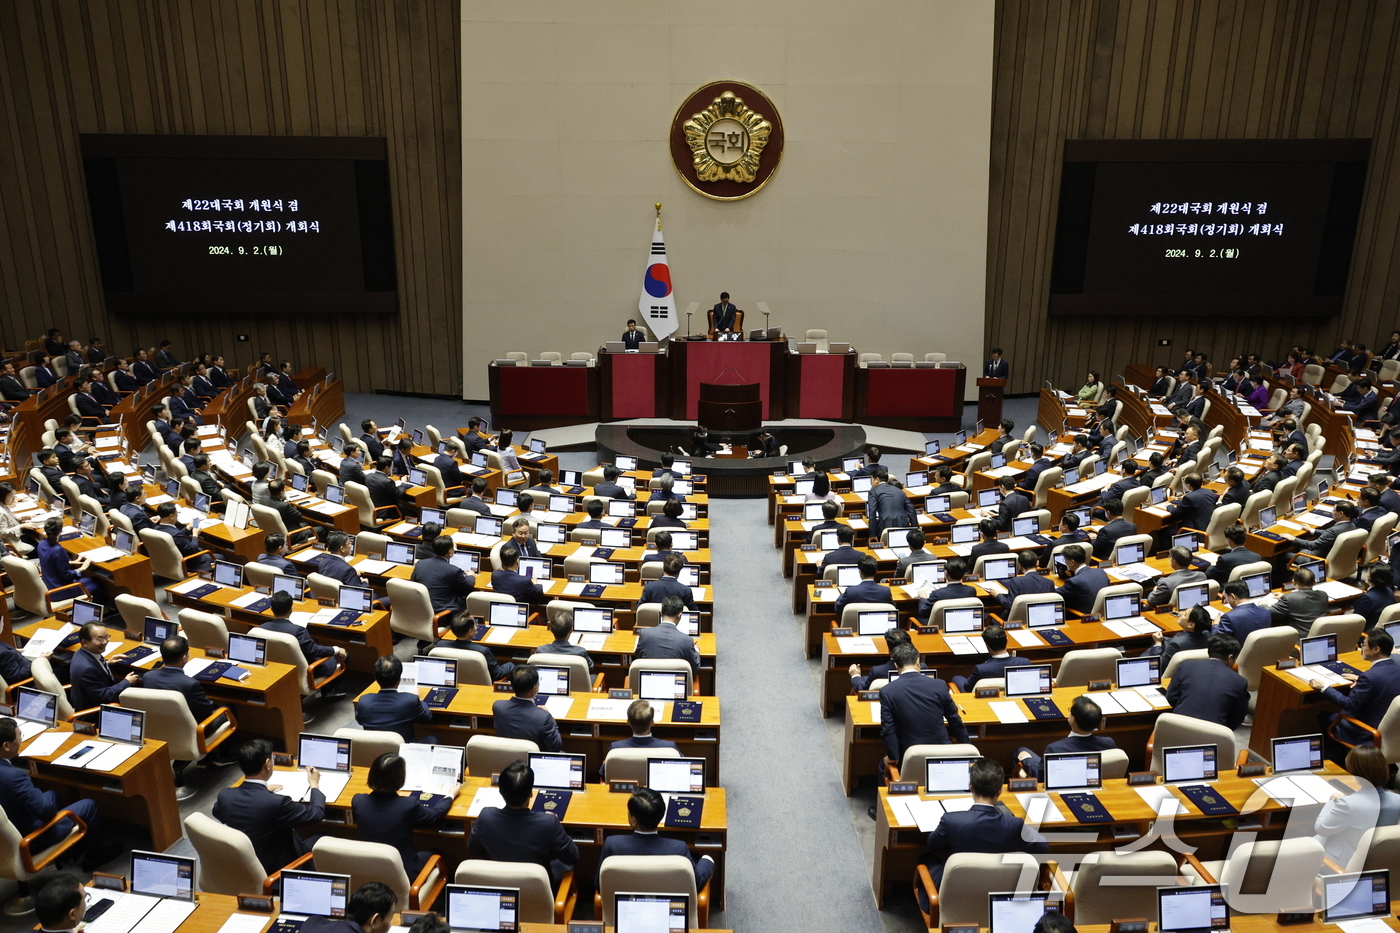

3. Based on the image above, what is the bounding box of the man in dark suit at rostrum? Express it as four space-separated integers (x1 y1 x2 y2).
433 610 515 682
997 551 1055 612
596 789 716 889
819 524 864 574
491 665 563 751
1208 523 1263 585
70 623 139 711
834 555 893 617
1014 696 1116 781
915 556 979 623
492 545 547 604
919 757 1047 888
609 700 680 753
634 595 702 673
880 643 968 767
620 319 645 350
213 739 326 873
354 656 432 742
1091 498 1137 562
594 464 635 500
1167 473 1218 533
467 760 578 883
1055 545 1110 615
640 552 697 611
710 292 738 333
410 534 474 614
1214 582 1273 643
984 348 1009 379
1165 634 1250 730
259 591 347 690
1314 628 1400 763
953 624 1029 692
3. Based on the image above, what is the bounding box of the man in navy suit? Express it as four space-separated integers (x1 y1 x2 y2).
301 883 397 933
1214 582 1272 643
143 636 218 723
1355 488 1387 533
710 292 738 332
352 754 456 875
364 456 400 510
834 555 893 617
969 519 1011 560
880 644 968 764
993 476 1030 532
1165 634 1249 730
468 760 578 883
1055 545 1110 615
640 552 697 611
635 595 701 673
819 524 864 574
915 556 979 623
492 545 547 604
1015 444 1052 495
434 611 514 682
594 464 635 500
849 628 912 691
1270 567 1330 636
597 789 715 889
1344 379 1380 422
867 468 911 539
457 477 493 516
609 700 680 753
998 551 1055 612
1353 564 1395 631
1316 628 1400 762
620 319 645 350
314 532 370 591
355 656 432 741
1208 524 1263 585
260 591 347 689
70 623 139 711
256 533 296 573
1096 460 1142 517
1295 500 1359 558
984 349 1009 379
1015 696 1116 781
356 419 385 462
1037 512 1088 568
120 486 157 535
491 666 563 751
533 611 595 672
0 641 31 687
954 625 1029 691
131 348 157 384
212 739 326 872
0 718 112 869
410 534 475 613
1167 473 1218 532
920 757 1048 887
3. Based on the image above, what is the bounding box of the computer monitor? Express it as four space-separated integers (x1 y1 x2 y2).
494 487 518 508
114 528 137 555
385 541 415 565
1241 571 1271 598
279 871 350 919
527 752 585 790
614 894 690 933
421 507 447 527
645 757 705 794
537 523 567 544
856 609 898 636
144 616 176 645
924 756 974 794
1300 633 1339 666
926 495 952 513
991 453 1008 469
338 585 374 613
292 472 311 492
852 476 873 494
271 573 306 600
1150 485 1170 504
518 557 553 580
475 515 503 536
323 483 345 505
983 556 1018 581
227 633 267 666
1065 506 1092 528
1172 532 1200 552
815 531 840 550
560 469 582 486
298 733 352 773
1162 744 1218 784
1271 733 1324 773
988 893 1057 933
843 456 864 472
71 599 103 627
608 499 635 517
600 528 632 548
672 459 692 474
905 470 929 488
638 670 688 700
1104 593 1142 621
925 440 941 456
129 850 195 900
413 655 456 687
673 480 693 496
787 461 805 477
1114 541 1145 566
677 611 702 637
1005 664 1053 698
1043 752 1102 790
533 665 571 696
445 885 519 933
589 562 624 585
572 607 614 633
954 430 967 445
193 492 211 513
1175 582 1210 611
802 502 826 521
976 488 1001 508
98 704 144 744
529 437 546 454
671 531 699 550
910 562 947 586
1156 885 1229 933
165 479 179 499
942 607 986 634
794 480 814 497
213 560 243 588
489 603 528 628
951 523 979 544
450 552 479 575
14 687 57 727
1013 515 1040 536
1115 656 1161 688
548 494 574 513
835 565 863 588
886 528 912 549
1321 870 1391 924
615 455 638 471
1026 601 1065 629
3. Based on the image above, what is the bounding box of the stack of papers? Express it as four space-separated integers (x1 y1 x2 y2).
1108 562 1160 583
53 740 142 772
1134 783 1188 816
272 769 352 804
21 731 68 756
353 558 395 575
887 795 971 831
21 624 74 658
82 545 127 563
1316 580 1365 600
1009 629 1045 648
480 628 516 645
1108 690 1154 712
1082 691 1126 715
1253 773 1338 806
1016 793 1067 823
542 696 574 718
84 892 162 933
943 635 988 655
467 786 505 817
980 580 1007 596
1102 617 1161 638
1284 665 1350 688
571 632 609 651
228 591 268 609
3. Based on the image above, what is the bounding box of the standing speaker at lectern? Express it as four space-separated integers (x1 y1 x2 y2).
984 348 1009 378
709 292 742 335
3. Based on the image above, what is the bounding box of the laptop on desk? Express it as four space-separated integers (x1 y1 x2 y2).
445 885 519 933
1005 664 1053 698
1157 884 1229 933
989 893 1059 933
413 655 458 707
1271 733 1324 774
98 704 145 744
1042 751 1102 791
615 893 690 933
1026 601 1065 629
13 686 58 741
924 756 974 795
532 665 571 698
1162 744 1218 784
1115 656 1160 689
528 752 585 792
855 609 898 636
270 870 351 933
1174 581 1210 611
129 849 195 900
1321 870 1391 924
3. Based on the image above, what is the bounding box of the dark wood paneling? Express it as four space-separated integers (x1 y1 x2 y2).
0 0 460 397
988 0 1400 396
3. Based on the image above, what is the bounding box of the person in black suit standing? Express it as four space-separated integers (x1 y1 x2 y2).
1014 696 1116 780
1208 523 1263 585
879 643 968 766
352 752 457 875
212 739 326 872
492 544 547 604
621 319 645 349
984 348 1009 379
491 666 563 751
1165 634 1249 730
1166 473 1218 532
596 788 716 889
710 292 738 333
467 759 577 884
919 757 1047 887
410 534 475 614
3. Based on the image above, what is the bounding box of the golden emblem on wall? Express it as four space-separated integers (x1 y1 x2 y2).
669 81 784 201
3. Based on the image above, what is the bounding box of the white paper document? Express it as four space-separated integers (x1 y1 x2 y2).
543 696 574 718
21 624 73 658
586 699 631 719
836 636 879 654
21 731 68 757
228 591 267 608
211 912 271 933
1082 691 1125 715
467 786 505 817
1016 793 1067 823
352 559 394 576
53 740 115 768
889 796 949 832
85 743 142 772
1008 629 1045 648
84 892 161 933
1134 783 1187 816
400 743 465 795
480 627 516 645
1109 690 1153 712
129 898 199 933
82 546 127 563
989 701 1029 723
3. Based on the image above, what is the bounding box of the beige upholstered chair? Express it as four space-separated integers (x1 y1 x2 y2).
466 735 538 777
178 608 230 652
185 812 272 896
332 727 404 768
601 746 683 783
1060 851 1178 925
1149 713 1235 773
120 687 237 799
312 837 444 910
428 646 494 686
455 860 575 924
916 852 1045 928
597 855 708 928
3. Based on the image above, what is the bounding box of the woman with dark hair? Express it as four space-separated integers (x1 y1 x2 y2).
351 752 459 875
805 472 838 503
33 354 58 389
36 517 102 601
1075 370 1101 403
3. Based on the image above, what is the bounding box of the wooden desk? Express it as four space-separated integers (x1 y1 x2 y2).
1250 648 1373 756
62 535 156 601
286 375 345 429
108 371 178 451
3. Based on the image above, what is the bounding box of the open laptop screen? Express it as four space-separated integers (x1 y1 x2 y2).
1162 744 1218 784
1116 656 1160 688
1322 870 1391 924
15 687 57 726
527 752 585 790
645 757 706 794
856 609 898 636
924 756 974 794
988 893 1056 933
615 894 689 933
533 666 571 696
1005 664 1053 698
98 705 144 744
446 885 519 933
1271 734 1324 773
1157 885 1229 933
130 850 195 900
298 733 351 773
1043 752 1102 790
1026 601 1065 628
280 871 350 918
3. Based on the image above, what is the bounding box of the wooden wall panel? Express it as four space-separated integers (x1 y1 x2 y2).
0 0 460 397
988 0 1400 396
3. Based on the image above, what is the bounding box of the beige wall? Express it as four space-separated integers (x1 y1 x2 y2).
460 1 994 400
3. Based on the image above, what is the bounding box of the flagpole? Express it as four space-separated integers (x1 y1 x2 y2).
656 202 662 231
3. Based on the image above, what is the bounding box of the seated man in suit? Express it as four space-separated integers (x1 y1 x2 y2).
261 481 313 545
819 524 864 574
1167 473 1218 532
896 529 939 577
256 533 296 573
1294 500 1359 558
70 622 139 711
597 788 716 889
1208 523 1263 585
998 551 1055 612
575 498 611 530
1146 604 1213 673
492 545 547 604
434 610 514 681
1091 499 1137 562
467 759 577 883
620 318 644 350
1095 460 1142 518
849 627 912 692
212 739 326 873
491 665 563 751
1165 633 1249 730
0 361 29 401
358 420 386 462
1354 563 1395 631
969 519 1010 560
834 554 893 617
532 610 594 672
988 420 1017 456
609 699 680 753
927 465 960 495
710 291 738 332
1060 435 1092 473
301 883 396 933
1015 696 1116 781
880 643 968 768
457 477 493 516
594 464 635 500
1054 545 1110 615
144 635 237 775
1314 628 1400 763
355 656 432 742
314 531 368 587
954 624 1028 691
364 456 401 510
635 595 701 673
1015 444 1051 494
640 552 698 611
919 757 1048 889
505 517 540 558
260 591 347 692
1038 512 1088 569
1219 466 1252 509
0 719 114 870
1145 546 1207 608
1215 581 1273 643
915 556 979 623
337 442 368 488
1270 567 1330 636
993 475 1030 532
410 534 475 614
1355 487 1388 533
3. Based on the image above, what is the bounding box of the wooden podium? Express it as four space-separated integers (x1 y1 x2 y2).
698 382 762 433
976 377 1006 425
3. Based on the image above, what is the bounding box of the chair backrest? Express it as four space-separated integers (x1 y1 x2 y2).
248 626 314 695
1119 485 1151 522
1217 838 1325 914
250 503 289 536
627 659 694 696
184 812 266 895
312 837 412 908
28 656 75 720
602 746 682 783
1149 712 1235 772
347 482 381 527
120 687 200 760
1075 454 1100 482
598 855 699 928
453 860 556 924
937 853 1042 925
1240 489 1273 529
139 528 188 580
307 571 343 602
1326 528 1369 581
1271 474 1300 507
115 594 165 629
1346 824 1400 875
466 735 539 776
839 601 900 630
1201 503 1242 549
178 608 230 651
1236 627 1299 692
242 562 282 589
1367 512 1400 563
529 651 592 693
332 727 404 767
1090 582 1144 617
1266 387 1287 410
1308 613 1366 645
898 743 981 780
1032 467 1063 508
1303 363 1325 385
1100 747 1130 779
635 602 663 628
1162 648 1209 679
428 646 493 685
385 578 437 643
1071 851 1179 925
1377 695 1400 763
4 554 53 617
1055 647 1122 687
78 496 110 537
467 590 516 618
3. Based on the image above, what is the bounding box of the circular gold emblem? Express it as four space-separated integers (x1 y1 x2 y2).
670 81 784 201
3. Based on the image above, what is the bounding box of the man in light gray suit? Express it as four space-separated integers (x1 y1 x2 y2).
1145 546 1207 608
635 595 701 673
1270 567 1330 636
1294 500 1359 559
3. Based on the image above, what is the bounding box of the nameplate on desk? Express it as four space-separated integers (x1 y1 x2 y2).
664 794 704 828
889 781 918 795
206 648 225 659
1023 698 1065 721
580 584 607 598
1275 659 1299 670
1176 782 1239 816
1040 628 1073 647
815 580 833 588
1237 762 1267 777
273 752 294 767
1109 920 1149 933
609 689 634 700
1126 772 1157 786
919 625 939 636
801 544 818 552
943 924 980 933
532 789 572 817
1060 792 1116 823
609 780 639 793
671 700 703 723
89 872 125 892
975 687 1001 698
832 627 853 637
1081 614 1101 623
237 895 275 913
858 691 880 702
1008 778 1037 792
1087 679 1112 692
71 721 96 737
1276 912 1315 926
567 923 605 933
1003 621 1024 630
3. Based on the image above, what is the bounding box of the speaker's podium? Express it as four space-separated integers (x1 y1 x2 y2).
698 382 762 433
976 377 1006 425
